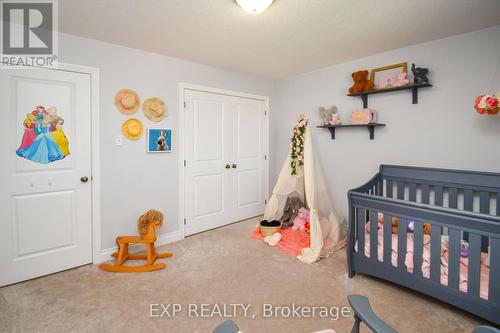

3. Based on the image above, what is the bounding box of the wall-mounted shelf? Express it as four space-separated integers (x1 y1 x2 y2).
347 83 432 108
317 123 386 140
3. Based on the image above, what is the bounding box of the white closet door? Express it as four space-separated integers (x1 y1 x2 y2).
231 96 266 221
0 67 93 286
184 89 267 236
184 90 233 235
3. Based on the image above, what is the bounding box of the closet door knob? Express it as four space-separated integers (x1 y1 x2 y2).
232 164 237 169
225 164 231 169
80 176 89 183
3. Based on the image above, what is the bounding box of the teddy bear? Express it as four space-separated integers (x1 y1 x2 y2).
391 216 431 235
422 223 432 235
281 197 304 229
349 70 374 94
292 207 310 231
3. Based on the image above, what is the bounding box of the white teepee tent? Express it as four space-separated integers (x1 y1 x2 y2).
263 122 346 263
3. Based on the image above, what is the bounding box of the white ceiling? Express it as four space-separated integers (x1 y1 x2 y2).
59 0 500 79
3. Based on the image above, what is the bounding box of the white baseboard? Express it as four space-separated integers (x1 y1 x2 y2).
94 230 184 264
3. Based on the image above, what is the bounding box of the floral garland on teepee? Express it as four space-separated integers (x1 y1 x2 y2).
290 114 308 175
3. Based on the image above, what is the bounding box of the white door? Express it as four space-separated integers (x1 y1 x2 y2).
184 89 267 235
232 96 267 221
0 67 93 286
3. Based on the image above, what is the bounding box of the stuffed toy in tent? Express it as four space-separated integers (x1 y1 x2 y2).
263 115 346 263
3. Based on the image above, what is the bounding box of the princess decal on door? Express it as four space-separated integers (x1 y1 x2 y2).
16 106 70 164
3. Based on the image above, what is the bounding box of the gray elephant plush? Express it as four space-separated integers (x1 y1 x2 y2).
281 197 304 229
319 106 337 125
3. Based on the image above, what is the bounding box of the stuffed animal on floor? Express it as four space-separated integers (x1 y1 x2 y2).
264 232 282 247
282 197 303 229
349 70 374 94
292 207 310 231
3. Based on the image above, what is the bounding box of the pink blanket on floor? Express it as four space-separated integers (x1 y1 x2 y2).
356 222 490 300
251 227 310 257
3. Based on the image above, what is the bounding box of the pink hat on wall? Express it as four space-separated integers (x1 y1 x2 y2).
115 89 140 115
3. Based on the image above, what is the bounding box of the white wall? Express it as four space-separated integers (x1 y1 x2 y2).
59 25 500 255
271 26 500 219
58 33 275 253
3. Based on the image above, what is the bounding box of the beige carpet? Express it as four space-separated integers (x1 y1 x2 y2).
0 217 484 333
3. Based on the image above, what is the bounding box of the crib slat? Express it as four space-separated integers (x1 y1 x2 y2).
497 192 500 215
397 182 405 200
480 191 489 214
435 186 443 206
397 217 407 270
463 189 474 243
464 189 473 211
430 225 441 282
467 233 481 297
422 184 430 204
479 191 491 252
413 221 423 277
357 208 365 257
370 211 378 261
409 183 417 202
490 237 500 303
383 214 392 265
497 192 500 216
449 187 458 209
448 229 460 290
386 179 393 198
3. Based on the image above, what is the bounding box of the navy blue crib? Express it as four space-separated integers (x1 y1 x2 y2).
347 165 500 326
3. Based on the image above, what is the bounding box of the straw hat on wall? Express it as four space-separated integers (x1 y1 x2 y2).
143 97 167 122
121 118 144 140
115 89 140 115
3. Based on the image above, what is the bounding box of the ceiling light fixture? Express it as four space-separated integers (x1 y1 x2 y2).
235 0 274 14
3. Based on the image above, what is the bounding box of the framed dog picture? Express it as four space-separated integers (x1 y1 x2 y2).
147 128 172 153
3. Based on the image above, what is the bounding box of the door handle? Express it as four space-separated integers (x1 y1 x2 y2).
232 164 237 169
80 176 89 183
225 164 231 169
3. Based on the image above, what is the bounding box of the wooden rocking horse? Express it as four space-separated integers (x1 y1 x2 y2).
98 209 173 272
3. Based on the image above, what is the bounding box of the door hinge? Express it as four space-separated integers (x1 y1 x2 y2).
265 110 267 116
264 155 267 160
265 199 267 204
184 160 187 167
184 101 187 108
184 218 187 225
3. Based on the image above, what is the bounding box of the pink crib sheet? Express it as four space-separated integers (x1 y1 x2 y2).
355 221 490 300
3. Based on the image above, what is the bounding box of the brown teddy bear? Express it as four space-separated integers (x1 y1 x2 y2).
391 216 432 235
391 216 400 234
349 70 374 94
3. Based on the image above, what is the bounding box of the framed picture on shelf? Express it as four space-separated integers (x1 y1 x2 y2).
147 128 173 153
370 62 408 89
